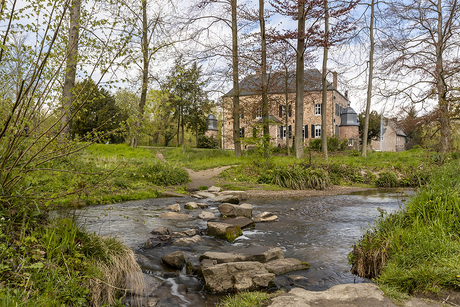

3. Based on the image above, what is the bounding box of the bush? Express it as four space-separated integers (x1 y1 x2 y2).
375 171 398 187
197 135 219 149
309 136 348 152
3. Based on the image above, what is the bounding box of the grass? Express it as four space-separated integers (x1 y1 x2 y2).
0 210 142 306
217 290 282 307
348 159 460 297
162 147 240 171
23 143 189 208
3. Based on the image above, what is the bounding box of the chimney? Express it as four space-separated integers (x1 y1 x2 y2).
332 71 338 88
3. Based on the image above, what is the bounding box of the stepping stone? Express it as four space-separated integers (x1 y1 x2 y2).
219 217 255 229
167 203 181 212
198 211 216 219
218 203 252 218
162 251 185 269
184 202 199 209
174 235 205 246
264 258 310 275
206 221 242 243
200 246 284 264
150 227 171 235
208 186 222 193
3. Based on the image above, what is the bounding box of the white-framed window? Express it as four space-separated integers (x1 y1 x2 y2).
279 126 287 139
314 125 321 138
348 139 353 146
314 103 322 115
255 107 262 119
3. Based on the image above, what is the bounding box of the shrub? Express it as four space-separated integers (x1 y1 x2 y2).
197 135 219 149
375 171 398 187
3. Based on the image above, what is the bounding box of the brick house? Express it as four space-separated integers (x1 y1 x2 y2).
370 118 407 152
221 69 359 150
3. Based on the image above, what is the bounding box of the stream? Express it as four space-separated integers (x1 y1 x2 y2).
65 189 413 306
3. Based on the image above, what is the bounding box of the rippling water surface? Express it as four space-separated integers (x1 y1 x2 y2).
67 189 413 307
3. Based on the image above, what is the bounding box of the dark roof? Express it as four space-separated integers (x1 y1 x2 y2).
223 69 339 97
388 120 407 137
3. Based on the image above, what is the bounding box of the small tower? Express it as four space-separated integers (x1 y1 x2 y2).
339 101 359 149
205 113 218 138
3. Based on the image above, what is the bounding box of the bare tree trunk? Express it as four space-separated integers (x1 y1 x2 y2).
294 1 305 159
60 0 80 140
259 0 269 149
436 0 450 152
285 66 290 156
361 0 375 158
181 116 185 153
321 0 329 160
133 0 149 148
232 0 241 157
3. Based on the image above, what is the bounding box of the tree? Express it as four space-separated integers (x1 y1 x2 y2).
72 80 128 143
358 110 380 143
379 0 460 152
318 0 358 159
271 0 324 159
147 90 177 147
60 0 81 139
166 58 211 150
361 0 375 158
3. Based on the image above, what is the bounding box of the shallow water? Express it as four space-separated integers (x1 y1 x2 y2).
68 188 413 306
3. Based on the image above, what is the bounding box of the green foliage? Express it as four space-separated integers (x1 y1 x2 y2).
197 135 219 149
163 147 238 171
349 160 460 295
0 210 137 306
270 165 331 190
358 110 381 141
218 291 280 307
375 171 398 187
131 161 189 185
308 136 347 152
72 79 128 144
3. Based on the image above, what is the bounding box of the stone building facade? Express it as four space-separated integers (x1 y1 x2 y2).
370 118 407 152
221 69 358 150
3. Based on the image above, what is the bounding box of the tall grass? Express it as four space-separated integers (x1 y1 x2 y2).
349 160 460 295
0 215 142 306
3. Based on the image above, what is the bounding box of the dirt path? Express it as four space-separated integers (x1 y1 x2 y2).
156 152 232 190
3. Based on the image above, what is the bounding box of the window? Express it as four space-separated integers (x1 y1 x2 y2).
253 127 257 138
239 127 245 138
314 125 321 138
335 103 339 116
348 139 353 146
279 126 286 139
255 107 262 119
314 104 322 115
288 104 292 117
302 125 308 140
288 125 292 138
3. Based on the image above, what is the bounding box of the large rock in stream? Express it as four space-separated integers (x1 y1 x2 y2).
162 251 185 269
264 258 310 275
206 221 242 243
201 261 275 292
200 246 284 264
218 203 253 218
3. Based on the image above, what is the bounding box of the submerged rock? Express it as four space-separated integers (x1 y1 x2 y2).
218 203 253 218
144 237 172 249
201 261 275 292
162 251 185 269
253 212 278 223
196 202 210 209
